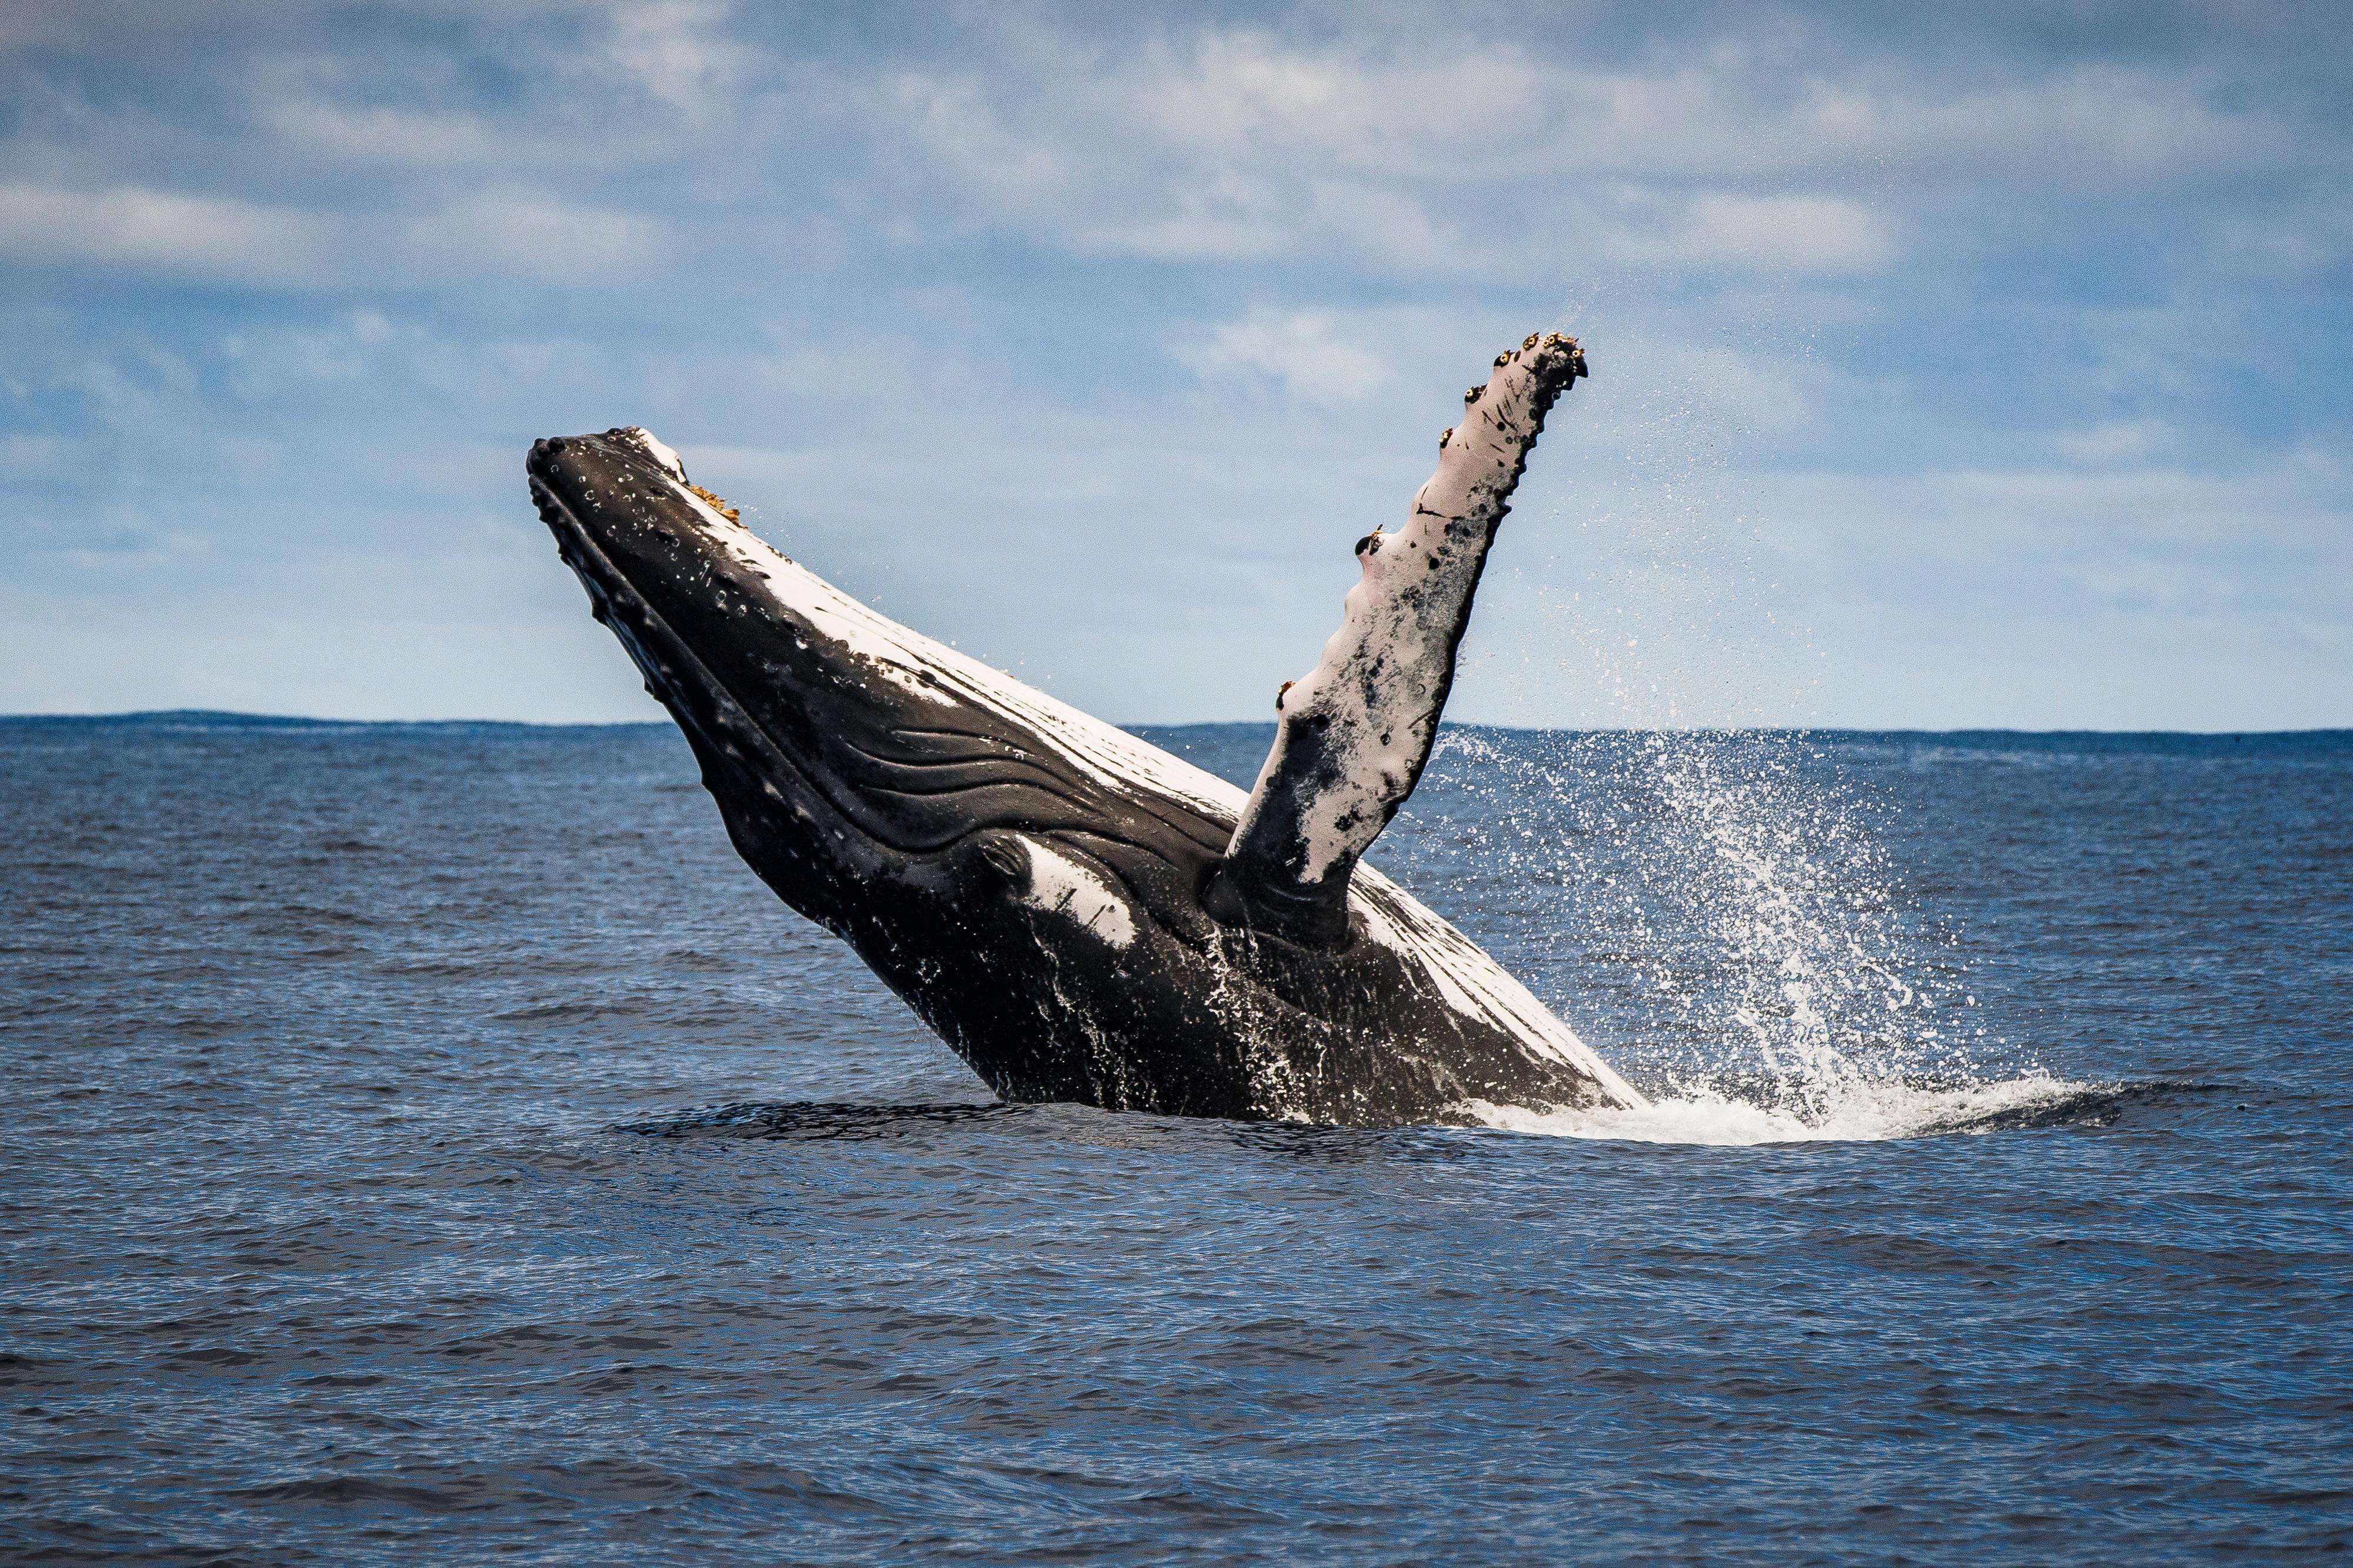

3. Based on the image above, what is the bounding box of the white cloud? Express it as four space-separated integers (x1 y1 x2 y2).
864 25 2300 282
1825 65 2294 191
0 179 665 287
1135 32 1557 179
1174 308 1401 407
2207 201 2352 281
0 182 333 283
399 189 666 280
254 92 521 166
602 0 747 113
2054 420 2176 466
0 433 68 474
1603 191 1897 276
8 14 2313 295
1762 462 2353 633
885 70 1083 223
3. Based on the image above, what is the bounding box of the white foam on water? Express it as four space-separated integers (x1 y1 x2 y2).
1457 1070 2097 1146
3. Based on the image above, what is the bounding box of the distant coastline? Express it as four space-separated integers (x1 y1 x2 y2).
0 709 655 732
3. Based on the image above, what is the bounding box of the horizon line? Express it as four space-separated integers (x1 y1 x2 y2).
5 708 2350 740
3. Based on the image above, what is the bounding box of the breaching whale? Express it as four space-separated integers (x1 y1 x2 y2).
525 332 1642 1126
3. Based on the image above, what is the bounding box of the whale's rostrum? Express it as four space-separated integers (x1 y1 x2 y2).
524 332 1639 1126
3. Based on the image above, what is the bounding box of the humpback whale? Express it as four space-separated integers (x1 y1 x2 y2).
525 332 1641 1126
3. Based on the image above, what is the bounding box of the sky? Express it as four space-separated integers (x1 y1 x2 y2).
2 1 2347 729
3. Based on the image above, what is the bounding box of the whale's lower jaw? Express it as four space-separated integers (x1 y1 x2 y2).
527 426 1642 1127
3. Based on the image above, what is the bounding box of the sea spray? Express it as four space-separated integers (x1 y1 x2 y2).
1412 727 2055 1143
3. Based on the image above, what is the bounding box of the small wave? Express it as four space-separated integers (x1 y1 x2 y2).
1458 1072 2134 1146
619 1099 1014 1142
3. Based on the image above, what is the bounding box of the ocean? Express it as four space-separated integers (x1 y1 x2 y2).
4 715 2348 1563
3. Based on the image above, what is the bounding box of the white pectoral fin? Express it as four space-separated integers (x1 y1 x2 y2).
1211 333 1588 946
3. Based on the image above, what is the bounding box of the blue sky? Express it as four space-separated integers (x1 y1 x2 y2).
2 1 2347 728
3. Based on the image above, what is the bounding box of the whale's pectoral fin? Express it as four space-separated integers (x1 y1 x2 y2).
1207 333 1588 947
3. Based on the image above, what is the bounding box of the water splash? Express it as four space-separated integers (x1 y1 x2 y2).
1418 726 2063 1146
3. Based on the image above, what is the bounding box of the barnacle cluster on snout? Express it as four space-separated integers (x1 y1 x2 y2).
688 484 741 523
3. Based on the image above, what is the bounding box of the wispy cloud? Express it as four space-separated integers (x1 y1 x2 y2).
859 26 2305 282
399 189 667 281
1174 308 1403 407
1601 191 1897 276
252 92 526 169
0 179 665 287
2053 420 2176 466
0 182 335 283
602 0 751 113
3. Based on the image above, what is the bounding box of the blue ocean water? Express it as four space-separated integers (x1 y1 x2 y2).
3 715 2349 1563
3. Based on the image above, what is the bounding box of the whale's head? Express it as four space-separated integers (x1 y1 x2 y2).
525 427 1261 1085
